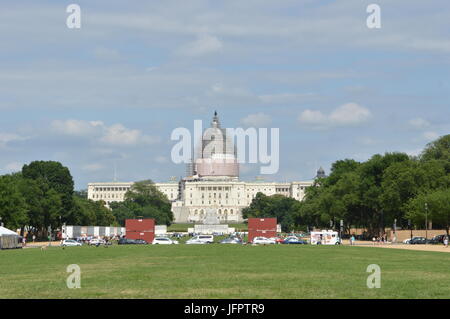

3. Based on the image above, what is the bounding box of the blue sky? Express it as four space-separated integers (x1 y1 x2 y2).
0 0 449 189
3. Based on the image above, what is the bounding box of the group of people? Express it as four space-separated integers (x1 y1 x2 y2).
74 235 120 244
372 234 388 245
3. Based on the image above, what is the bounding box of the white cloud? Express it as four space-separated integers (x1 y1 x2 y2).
0 133 28 146
409 118 430 129
240 113 272 127
329 103 372 125
298 110 328 125
177 34 223 57
51 119 102 137
51 120 160 146
298 103 371 129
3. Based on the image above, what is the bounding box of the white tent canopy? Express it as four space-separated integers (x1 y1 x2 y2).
0 226 18 236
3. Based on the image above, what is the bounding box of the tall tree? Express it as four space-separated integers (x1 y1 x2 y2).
71 197 117 226
381 159 448 224
420 134 450 163
406 189 450 235
0 173 28 232
111 180 173 226
22 161 75 224
243 193 301 232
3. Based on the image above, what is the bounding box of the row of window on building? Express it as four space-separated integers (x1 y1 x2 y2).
92 193 124 199
197 186 232 191
94 187 131 192
192 208 236 215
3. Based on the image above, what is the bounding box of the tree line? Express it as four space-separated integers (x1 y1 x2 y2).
243 135 450 235
0 161 173 239
1 135 448 238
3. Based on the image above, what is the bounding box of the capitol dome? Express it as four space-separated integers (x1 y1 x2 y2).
194 112 239 179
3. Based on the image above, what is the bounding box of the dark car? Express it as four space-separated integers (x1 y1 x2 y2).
282 238 308 245
134 239 148 245
428 235 446 244
118 238 138 245
409 237 428 245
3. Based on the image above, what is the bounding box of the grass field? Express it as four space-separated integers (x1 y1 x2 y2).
1 244 449 299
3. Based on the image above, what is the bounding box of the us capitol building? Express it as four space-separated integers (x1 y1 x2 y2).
87 112 325 224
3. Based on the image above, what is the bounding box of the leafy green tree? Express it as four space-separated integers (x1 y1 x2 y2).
109 202 135 225
71 196 117 226
420 134 450 163
406 189 450 235
0 173 28 231
357 152 410 234
324 159 361 186
22 161 75 224
243 193 301 232
74 189 88 199
111 180 173 226
381 159 448 229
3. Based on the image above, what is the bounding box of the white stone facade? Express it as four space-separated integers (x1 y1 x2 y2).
87 181 178 207
87 179 313 223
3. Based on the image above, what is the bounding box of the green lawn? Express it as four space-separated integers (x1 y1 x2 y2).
0 244 449 298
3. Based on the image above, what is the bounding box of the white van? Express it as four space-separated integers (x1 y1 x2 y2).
310 230 341 245
186 235 214 244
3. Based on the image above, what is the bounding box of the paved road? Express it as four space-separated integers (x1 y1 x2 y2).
352 241 450 253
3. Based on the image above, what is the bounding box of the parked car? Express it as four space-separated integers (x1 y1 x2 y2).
282 237 308 244
252 237 276 245
220 237 243 244
152 237 179 245
409 237 428 245
268 237 284 244
118 238 136 245
186 235 214 244
89 238 106 246
428 234 446 244
186 237 207 244
133 239 148 245
61 239 82 247
403 236 423 244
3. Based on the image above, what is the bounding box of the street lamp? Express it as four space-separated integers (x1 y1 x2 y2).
408 219 412 241
393 218 397 243
425 203 428 240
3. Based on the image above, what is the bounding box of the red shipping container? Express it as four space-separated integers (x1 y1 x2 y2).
125 219 155 243
248 218 277 243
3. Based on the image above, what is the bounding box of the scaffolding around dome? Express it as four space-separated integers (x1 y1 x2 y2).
193 111 239 180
